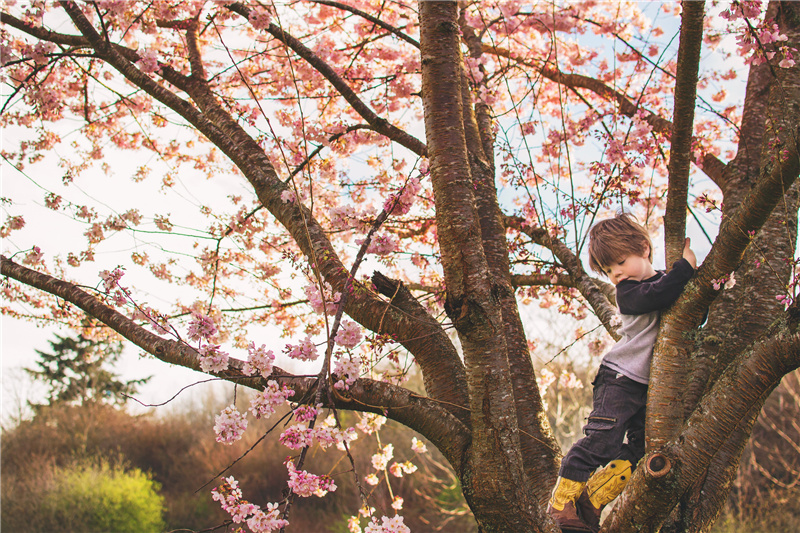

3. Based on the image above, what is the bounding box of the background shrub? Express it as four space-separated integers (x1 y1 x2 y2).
2 459 164 532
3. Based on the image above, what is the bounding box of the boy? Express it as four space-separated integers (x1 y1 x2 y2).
547 213 697 533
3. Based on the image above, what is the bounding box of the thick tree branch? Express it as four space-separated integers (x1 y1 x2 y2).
457 18 560 500
225 2 427 157
419 4 546 530
664 2 705 266
611 308 800 532
506 216 620 340
0 254 470 470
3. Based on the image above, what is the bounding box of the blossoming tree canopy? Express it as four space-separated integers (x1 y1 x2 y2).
2 1 800 532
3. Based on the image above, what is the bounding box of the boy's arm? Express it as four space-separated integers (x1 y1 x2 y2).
616 258 695 315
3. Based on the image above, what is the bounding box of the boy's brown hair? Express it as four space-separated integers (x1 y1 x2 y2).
588 213 653 276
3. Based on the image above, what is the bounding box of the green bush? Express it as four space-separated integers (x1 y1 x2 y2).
3 460 164 533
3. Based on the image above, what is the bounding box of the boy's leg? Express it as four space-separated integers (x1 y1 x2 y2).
549 365 645 531
559 365 647 480
577 459 632 532
574 381 647 532
618 403 646 465
548 477 592 532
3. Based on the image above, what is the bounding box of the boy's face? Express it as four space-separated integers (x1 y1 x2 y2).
603 250 657 286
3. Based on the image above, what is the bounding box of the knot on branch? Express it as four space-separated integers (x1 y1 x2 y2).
444 293 494 342
645 453 672 478
372 271 403 299
436 21 459 33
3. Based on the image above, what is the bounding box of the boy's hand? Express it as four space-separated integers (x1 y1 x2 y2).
683 237 697 269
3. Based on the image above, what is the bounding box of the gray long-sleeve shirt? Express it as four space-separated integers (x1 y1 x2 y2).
601 258 695 384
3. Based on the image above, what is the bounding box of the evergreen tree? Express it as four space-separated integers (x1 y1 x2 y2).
27 334 150 408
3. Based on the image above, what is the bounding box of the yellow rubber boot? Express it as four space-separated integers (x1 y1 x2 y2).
548 477 592 532
576 460 633 532
586 459 632 508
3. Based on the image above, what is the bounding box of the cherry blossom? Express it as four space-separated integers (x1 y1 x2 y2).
286 460 337 497
335 320 362 349
333 356 362 391
284 336 320 362
99 267 125 293
197 343 229 373
411 437 428 454
357 413 387 435
242 342 275 378
364 515 410 533
187 312 218 342
249 380 295 419
371 443 393 471
212 477 288 532
214 405 248 445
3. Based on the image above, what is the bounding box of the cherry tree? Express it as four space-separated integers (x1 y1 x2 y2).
2 1 799 531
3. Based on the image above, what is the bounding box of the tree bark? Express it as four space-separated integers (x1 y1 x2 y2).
419 3 552 530
664 1 705 266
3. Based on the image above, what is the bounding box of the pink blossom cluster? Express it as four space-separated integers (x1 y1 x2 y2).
1 215 25 237
44 193 62 210
364 515 410 533
348 515 362 533
154 215 173 231
356 413 387 435
391 496 404 511
333 356 362 391
242 342 275 378
214 405 248 445
711 273 737 291
388 461 417 478
721 1 796 68
371 443 393 471
198 343 230 373
558 369 584 389
720 0 762 20
248 7 273 30
212 477 288 532
187 311 218 342
588 337 612 358
98 267 129 307
335 320 362 349
23 246 44 266
329 204 358 231
286 460 337 497
284 335 320 361
359 232 399 255
316 417 358 451
304 282 341 315
695 193 720 213
536 367 557 395
294 404 319 423
136 48 161 74
249 380 295 419
279 418 357 451
383 177 421 216
31 41 55 65
279 423 315 450
99 267 125 292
